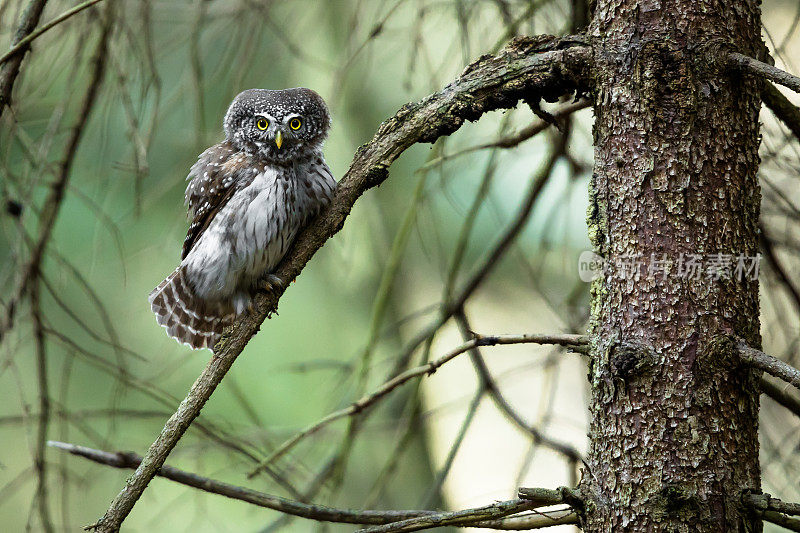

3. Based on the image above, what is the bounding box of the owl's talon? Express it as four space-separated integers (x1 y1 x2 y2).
260 274 285 293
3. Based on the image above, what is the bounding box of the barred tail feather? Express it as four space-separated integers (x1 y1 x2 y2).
149 268 235 350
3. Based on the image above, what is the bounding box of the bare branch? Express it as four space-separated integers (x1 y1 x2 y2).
456 310 585 462
760 231 800 313
760 377 800 419
470 509 577 530
0 17 110 344
91 35 592 532
52 440 578 530
355 499 532 533
247 332 588 478
0 0 106 67
762 512 800 532
0 0 48 116
729 52 800 94
47 441 435 525
356 495 575 533
739 343 800 391
516 487 573 503
762 82 800 141
31 278 53 533
417 99 591 171
743 493 800 517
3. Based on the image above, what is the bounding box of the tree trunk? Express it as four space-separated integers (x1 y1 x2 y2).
583 0 764 530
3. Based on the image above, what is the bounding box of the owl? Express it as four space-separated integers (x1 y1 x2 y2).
149 88 336 350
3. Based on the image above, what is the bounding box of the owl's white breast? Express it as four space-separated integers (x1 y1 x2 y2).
233 167 299 281
182 156 334 302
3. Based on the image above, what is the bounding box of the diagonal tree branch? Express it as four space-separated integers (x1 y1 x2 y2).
48 441 436 525
0 0 106 67
90 35 592 532
0 0 48 117
455 310 585 462
762 82 800 141
51 440 577 530
760 377 800 419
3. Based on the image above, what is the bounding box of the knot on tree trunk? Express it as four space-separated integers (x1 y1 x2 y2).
608 340 656 381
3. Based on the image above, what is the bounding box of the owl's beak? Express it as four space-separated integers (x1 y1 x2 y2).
274 131 283 149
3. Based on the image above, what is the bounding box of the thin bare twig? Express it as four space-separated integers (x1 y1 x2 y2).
248 332 588 477
760 231 800 313
760 377 800 419
355 499 532 533
48 441 438 525
356 495 573 533
50 441 577 530
762 82 800 141
90 35 591 532
0 0 48 116
468 508 577 530
417 99 590 172
0 16 111 344
31 278 54 533
456 310 585 462
761 512 800 532
0 0 106 67
740 343 800 391
729 52 800 94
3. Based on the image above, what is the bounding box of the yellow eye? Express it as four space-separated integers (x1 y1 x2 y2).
256 118 269 130
289 118 302 130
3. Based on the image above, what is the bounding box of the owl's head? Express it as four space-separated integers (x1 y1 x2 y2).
223 88 330 163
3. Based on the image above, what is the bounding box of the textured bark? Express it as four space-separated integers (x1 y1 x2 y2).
582 0 764 531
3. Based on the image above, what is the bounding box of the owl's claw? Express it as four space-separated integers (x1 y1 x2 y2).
260 274 285 294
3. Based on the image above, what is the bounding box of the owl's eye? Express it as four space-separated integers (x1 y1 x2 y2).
289 118 302 131
256 118 269 131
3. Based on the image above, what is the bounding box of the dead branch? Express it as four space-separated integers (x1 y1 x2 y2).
469 509 577 530
455 309 585 462
0 0 48 117
355 493 575 533
729 52 800 94
47 441 439 525
52 441 577 530
760 377 800 419
31 276 53 533
0 16 111 344
247 331 589 478
743 493 800 517
761 512 800 532
762 83 800 141
0 0 106 67
740 343 800 391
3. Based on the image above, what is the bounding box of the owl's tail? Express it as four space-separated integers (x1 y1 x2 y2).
148 268 236 350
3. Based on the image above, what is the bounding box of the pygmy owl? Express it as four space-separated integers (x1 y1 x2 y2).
149 88 336 349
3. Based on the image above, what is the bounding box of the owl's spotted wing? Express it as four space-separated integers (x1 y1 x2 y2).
181 142 255 260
